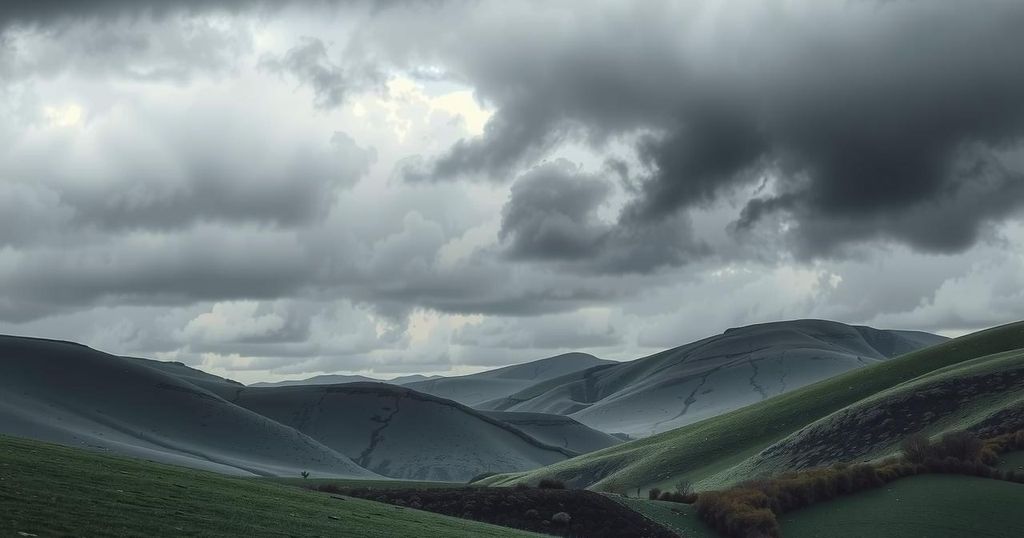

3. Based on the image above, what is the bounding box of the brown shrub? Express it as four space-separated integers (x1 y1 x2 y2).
648 487 662 500
693 429 1024 538
936 431 983 462
901 433 932 463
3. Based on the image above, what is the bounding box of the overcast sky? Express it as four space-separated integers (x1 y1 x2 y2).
2 0 1024 383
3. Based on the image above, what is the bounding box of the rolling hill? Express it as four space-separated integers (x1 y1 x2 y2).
479 320 946 437
480 411 623 455
0 434 539 538
403 352 613 407
227 383 581 481
0 336 376 478
480 321 1024 493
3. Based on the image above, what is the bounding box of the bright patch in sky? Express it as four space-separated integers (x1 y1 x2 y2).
43 104 83 127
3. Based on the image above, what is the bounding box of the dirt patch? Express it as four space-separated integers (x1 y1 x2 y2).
315 485 677 537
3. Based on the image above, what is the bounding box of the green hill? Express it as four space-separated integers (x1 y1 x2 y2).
0 435 540 537
481 321 1024 493
779 474 1024 538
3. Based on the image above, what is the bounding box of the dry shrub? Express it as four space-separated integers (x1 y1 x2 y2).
936 431 983 462
658 491 697 504
901 433 932 463
693 429 1024 538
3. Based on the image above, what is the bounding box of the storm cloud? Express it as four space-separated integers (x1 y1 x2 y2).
499 159 709 273
388 1 1024 257
2 0 1024 382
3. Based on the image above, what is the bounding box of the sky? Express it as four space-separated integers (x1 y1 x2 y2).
2 0 1024 384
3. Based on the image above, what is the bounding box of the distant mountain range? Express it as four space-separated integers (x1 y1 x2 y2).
402 353 614 406
478 320 946 436
0 319 952 482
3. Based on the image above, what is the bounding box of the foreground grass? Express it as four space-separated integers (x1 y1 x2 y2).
612 496 717 538
0 435 540 537
485 321 1024 492
995 450 1024 472
780 474 1024 538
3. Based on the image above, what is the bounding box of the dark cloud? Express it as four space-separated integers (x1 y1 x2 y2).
500 160 612 261
499 160 710 273
0 226 318 322
260 37 383 110
388 1 1024 257
1 103 375 233
0 1 281 29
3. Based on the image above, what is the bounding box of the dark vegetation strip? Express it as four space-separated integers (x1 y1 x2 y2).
309 482 677 538
694 429 1024 538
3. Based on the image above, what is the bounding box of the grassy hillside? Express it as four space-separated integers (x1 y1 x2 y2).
740 345 1024 478
481 321 1024 492
0 435 540 537
779 474 1024 538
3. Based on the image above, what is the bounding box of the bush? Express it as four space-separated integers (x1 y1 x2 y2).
936 431 983 462
659 491 697 504
300 471 310 479
901 433 931 463
674 479 694 497
551 511 572 525
648 487 662 500
538 478 566 489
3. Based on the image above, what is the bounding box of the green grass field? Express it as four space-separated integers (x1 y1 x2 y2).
995 450 1024 472
482 321 1024 493
611 497 717 538
780 474 1024 538
0 435 541 537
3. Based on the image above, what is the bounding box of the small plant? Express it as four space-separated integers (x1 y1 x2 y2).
674 478 694 497
300 471 310 479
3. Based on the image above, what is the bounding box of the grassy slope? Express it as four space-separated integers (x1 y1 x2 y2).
0 435 540 538
612 497 718 538
270 477 461 490
996 450 1024 472
482 321 1024 492
780 474 1024 538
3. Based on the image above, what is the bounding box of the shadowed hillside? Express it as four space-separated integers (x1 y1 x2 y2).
0 336 376 478
229 383 582 481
